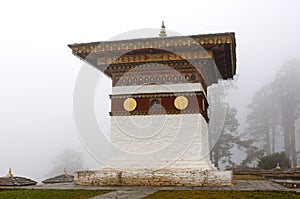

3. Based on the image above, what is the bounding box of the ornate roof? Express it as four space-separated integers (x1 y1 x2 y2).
69 32 236 85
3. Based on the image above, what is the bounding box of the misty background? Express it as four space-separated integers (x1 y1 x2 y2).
1 0 300 182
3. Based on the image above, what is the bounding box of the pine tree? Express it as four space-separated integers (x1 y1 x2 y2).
208 80 240 168
272 59 300 167
243 59 300 167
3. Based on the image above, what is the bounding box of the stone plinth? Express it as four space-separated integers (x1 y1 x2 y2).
74 168 232 186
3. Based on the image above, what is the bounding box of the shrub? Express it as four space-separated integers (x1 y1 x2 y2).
258 152 291 169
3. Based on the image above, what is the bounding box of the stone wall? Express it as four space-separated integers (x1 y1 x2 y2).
74 168 232 186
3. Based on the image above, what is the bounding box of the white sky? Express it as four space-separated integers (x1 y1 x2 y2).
0 0 300 181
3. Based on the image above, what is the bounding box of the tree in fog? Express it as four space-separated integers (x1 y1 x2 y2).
243 59 300 167
46 149 83 177
272 59 300 167
243 84 278 161
210 106 239 168
208 80 240 168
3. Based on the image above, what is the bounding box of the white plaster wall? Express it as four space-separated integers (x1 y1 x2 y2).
108 82 214 170
112 83 205 96
107 114 215 170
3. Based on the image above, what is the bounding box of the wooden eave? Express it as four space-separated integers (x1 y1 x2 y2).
68 32 236 84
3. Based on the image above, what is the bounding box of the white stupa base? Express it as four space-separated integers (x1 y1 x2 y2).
75 113 232 186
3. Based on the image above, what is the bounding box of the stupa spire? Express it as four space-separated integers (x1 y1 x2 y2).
159 21 167 37
6 167 13 177
64 168 67 176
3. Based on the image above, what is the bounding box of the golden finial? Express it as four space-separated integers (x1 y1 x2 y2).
276 163 281 170
296 161 300 169
159 21 167 37
64 168 67 176
6 167 13 177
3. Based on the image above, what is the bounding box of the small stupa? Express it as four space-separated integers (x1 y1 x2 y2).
0 168 37 186
42 168 74 184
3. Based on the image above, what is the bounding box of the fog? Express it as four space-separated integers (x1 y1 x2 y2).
0 0 300 182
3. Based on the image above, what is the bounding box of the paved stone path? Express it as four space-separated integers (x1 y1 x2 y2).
90 188 158 199
4 180 300 199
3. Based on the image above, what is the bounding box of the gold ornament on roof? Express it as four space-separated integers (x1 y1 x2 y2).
174 96 188 110
64 168 67 176
296 161 300 169
123 98 137 112
6 167 13 177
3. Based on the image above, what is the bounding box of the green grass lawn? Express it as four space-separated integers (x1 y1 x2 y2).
144 190 300 199
0 189 111 199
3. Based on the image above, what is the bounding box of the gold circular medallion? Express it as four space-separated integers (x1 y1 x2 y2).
123 97 137 112
174 96 188 110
